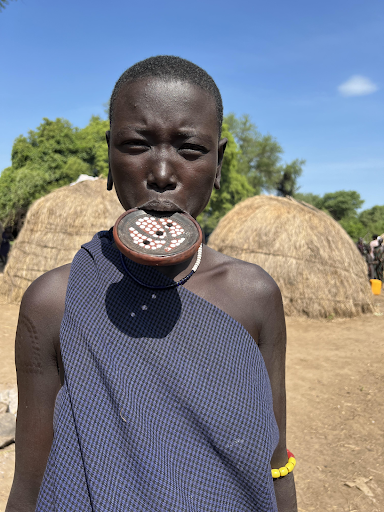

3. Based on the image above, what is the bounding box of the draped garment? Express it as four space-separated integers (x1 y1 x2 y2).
36 229 279 511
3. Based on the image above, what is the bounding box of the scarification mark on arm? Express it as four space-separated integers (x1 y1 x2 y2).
16 312 43 374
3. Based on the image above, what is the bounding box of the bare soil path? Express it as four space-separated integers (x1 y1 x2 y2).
0 297 383 511
286 294 384 512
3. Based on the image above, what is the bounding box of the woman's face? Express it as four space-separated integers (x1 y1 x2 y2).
106 78 226 219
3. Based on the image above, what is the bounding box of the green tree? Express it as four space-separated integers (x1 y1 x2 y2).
294 190 384 241
77 116 109 176
11 118 85 172
294 192 324 209
339 218 367 241
321 190 364 221
358 205 384 237
0 116 109 227
224 113 283 193
0 158 90 226
295 190 364 221
197 124 254 234
224 113 305 195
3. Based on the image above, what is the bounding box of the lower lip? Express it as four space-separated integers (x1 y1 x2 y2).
142 209 178 216
139 200 183 212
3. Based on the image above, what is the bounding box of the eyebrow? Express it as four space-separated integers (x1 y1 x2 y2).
176 130 199 139
114 126 209 140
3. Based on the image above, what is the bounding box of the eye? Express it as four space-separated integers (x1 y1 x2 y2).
178 144 208 160
121 139 150 154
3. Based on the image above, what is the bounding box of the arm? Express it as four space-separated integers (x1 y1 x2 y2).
257 281 297 512
6 266 69 512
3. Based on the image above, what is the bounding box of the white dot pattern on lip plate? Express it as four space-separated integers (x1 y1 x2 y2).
130 216 186 251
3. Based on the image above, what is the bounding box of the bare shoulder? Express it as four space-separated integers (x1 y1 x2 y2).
22 264 71 320
204 245 281 301
19 264 71 357
193 246 283 342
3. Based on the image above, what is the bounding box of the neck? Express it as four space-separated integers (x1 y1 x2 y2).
112 239 203 282
155 250 199 281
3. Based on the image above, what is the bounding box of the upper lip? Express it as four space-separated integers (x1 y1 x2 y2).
138 199 184 213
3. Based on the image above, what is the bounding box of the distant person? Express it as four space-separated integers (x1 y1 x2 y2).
373 236 384 282
363 243 374 279
0 227 13 266
365 245 375 280
356 237 365 256
370 234 379 257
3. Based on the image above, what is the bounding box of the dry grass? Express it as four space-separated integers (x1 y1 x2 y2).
0 179 124 304
208 195 374 318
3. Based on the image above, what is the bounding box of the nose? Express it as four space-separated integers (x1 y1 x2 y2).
147 149 177 192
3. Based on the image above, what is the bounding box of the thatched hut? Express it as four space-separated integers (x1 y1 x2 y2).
0 179 124 304
208 195 374 318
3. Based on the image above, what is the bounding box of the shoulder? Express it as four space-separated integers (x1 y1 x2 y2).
20 263 71 344
12 263 72 390
197 246 283 341
204 245 281 302
22 263 71 311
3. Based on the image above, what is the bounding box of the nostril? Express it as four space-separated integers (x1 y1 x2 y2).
147 183 176 192
147 165 177 192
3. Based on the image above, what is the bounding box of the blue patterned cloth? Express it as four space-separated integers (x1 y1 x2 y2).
36 230 279 511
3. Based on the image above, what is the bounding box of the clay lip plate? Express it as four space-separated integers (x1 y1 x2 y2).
113 208 203 266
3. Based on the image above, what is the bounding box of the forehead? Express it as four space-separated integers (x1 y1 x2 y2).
111 78 218 136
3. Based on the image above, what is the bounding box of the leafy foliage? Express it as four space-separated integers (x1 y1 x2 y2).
197 124 254 234
295 190 364 221
321 191 364 222
224 113 305 195
338 218 367 242
0 116 109 226
294 192 324 209
294 190 384 241
358 205 384 238
77 116 109 176
11 118 83 171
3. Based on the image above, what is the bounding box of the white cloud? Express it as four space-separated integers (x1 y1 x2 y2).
338 75 378 97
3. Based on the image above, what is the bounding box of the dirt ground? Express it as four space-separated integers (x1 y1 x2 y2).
0 296 383 512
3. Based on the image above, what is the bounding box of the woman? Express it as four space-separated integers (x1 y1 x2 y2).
7 56 297 512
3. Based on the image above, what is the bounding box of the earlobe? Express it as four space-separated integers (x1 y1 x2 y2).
106 131 113 191
215 138 227 190
214 168 221 190
107 169 113 191
218 138 227 166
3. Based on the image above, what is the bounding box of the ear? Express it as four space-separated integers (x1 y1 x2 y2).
107 170 113 191
214 138 227 190
105 131 113 191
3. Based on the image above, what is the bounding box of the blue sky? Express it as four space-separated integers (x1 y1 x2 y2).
1 0 383 210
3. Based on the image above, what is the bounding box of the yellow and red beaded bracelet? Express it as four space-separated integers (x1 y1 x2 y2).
271 449 296 479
